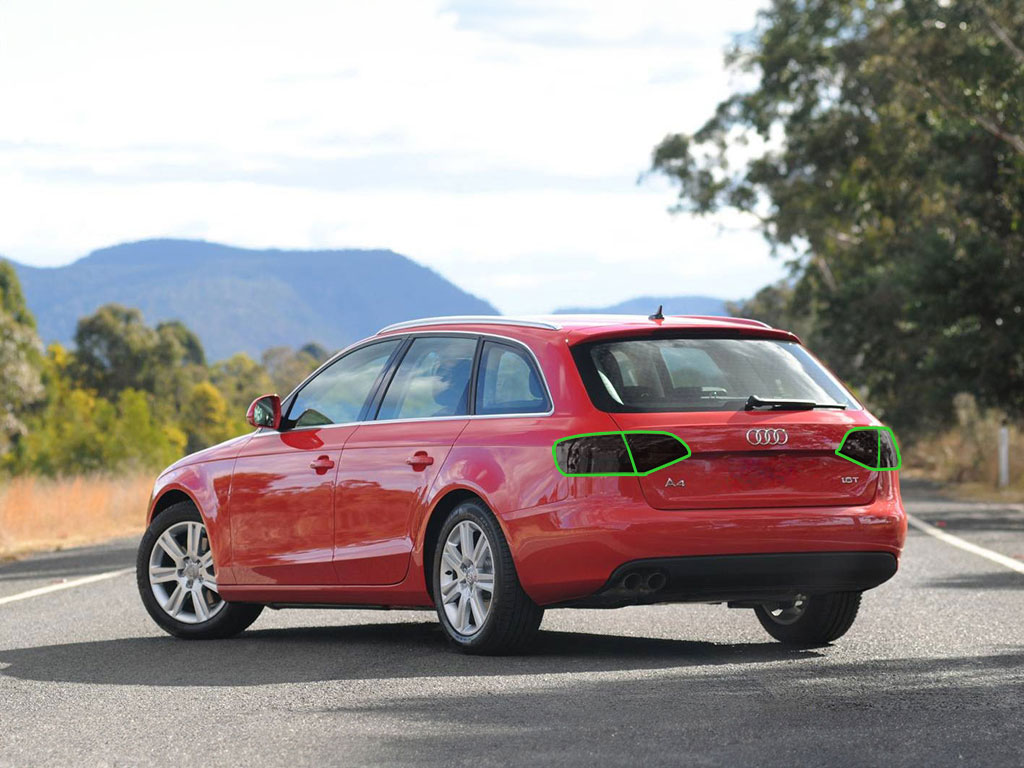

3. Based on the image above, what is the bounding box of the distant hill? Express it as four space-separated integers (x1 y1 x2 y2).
553 295 730 317
8 239 497 361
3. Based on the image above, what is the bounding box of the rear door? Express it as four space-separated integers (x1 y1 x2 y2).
332 335 478 585
575 335 878 510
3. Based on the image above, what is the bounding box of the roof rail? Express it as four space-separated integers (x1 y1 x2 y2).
377 316 562 334
673 315 773 329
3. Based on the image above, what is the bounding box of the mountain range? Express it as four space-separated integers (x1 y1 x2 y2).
7 239 731 361
553 295 729 317
8 240 498 361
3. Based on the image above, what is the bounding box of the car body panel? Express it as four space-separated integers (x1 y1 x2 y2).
608 411 880 510
228 425 356 585
333 419 468 585
147 441 251 586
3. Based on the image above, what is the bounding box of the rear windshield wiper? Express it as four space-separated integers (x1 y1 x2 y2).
745 395 847 411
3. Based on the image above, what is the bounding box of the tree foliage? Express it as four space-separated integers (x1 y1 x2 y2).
261 345 326 395
0 261 44 451
652 0 1024 432
1 275 327 475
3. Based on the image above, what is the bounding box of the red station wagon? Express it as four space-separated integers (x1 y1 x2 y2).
137 314 906 653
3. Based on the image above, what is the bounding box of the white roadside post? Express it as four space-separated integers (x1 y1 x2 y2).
998 420 1010 489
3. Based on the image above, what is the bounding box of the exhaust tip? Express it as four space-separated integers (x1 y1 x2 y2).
646 572 667 591
622 572 642 591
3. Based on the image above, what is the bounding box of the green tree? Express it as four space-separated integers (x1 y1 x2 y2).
71 305 208 420
651 0 1024 432
262 345 323 395
210 352 276 430
107 388 186 469
8 340 186 476
299 342 330 364
182 381 235 453
0 261 44 454
72 304 162 394
156 320 206 367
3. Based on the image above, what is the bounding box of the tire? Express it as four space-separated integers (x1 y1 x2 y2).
432 499 544 654
137 501 263 639
754 591 861 647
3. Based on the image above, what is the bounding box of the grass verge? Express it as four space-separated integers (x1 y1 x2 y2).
0 473 152 560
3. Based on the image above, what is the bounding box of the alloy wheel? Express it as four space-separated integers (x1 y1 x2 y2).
439 520 495 636
148 520 224 624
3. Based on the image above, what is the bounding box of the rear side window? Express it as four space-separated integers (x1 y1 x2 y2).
575 337 860 413
287 339 401 427
475 341 550 415
377 336 477 420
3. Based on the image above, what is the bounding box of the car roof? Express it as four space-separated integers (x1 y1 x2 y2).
376 314 800 344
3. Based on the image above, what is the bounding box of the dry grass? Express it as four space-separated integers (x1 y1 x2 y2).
903 393 1024 502
0 473 153 559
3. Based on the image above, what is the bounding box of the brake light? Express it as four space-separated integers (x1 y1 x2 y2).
553 431 691 477
836 427 901 470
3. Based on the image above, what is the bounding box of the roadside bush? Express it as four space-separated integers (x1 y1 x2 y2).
906 393 1022 487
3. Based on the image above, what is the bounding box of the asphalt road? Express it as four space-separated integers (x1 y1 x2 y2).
1 480 1022 767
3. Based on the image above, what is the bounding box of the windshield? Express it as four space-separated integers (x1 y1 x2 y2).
574 337 860 413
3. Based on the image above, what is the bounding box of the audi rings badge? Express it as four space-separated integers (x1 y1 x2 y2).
745 428 789 446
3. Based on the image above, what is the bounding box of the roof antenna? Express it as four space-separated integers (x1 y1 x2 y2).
648 304 665 321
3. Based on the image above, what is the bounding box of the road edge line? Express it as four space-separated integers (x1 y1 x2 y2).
0 567 134 606
907 513 1024 575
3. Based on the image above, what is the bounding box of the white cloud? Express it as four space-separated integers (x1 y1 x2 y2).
0 0 782 312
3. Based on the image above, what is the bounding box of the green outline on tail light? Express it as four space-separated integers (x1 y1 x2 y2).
552 430 692 478
835 426 902 471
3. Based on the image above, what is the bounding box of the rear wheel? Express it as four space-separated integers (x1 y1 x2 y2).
754 591 861 646
137 501 263 639
432 499 543 654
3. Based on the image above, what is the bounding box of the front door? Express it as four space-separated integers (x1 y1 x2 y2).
228 338 403 585
333 335 478 585
230 426 354 585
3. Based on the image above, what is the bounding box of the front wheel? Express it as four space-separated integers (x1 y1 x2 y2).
137 501 263 639
432 499 543 654
754 591 861 647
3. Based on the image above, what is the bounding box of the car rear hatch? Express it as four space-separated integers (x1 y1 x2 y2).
569 329 878 510
611 412 877 509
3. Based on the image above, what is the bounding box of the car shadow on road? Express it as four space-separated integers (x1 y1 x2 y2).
0 622 819 686
344 646 1024 767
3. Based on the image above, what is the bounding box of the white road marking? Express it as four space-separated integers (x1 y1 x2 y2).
907 513 1024 575
0 567 134 606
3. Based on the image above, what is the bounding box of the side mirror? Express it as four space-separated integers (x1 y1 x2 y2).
246 394 282 430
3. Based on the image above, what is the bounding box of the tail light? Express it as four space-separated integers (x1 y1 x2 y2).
553 431 690 477
836 427 901 470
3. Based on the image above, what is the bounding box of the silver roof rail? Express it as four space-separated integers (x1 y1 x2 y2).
377 316 562 334
673 314 774 329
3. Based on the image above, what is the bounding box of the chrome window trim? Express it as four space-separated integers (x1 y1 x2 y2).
377 316 561 334
268 330 555 434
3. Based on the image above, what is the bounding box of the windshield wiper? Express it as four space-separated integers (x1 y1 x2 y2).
744 395 847 411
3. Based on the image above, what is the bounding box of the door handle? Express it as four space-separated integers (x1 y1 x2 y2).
309 455 335 473
405 451 434 468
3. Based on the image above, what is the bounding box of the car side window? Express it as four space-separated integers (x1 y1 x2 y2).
475 341 550 415
377 336 477 420
287 339 401 428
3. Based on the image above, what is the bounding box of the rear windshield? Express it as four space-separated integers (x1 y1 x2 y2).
573 337 860 413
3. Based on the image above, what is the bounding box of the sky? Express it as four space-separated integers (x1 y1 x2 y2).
0 0 784 314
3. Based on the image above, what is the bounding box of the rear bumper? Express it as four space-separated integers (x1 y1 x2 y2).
560 551 898 608
504 475 906 606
